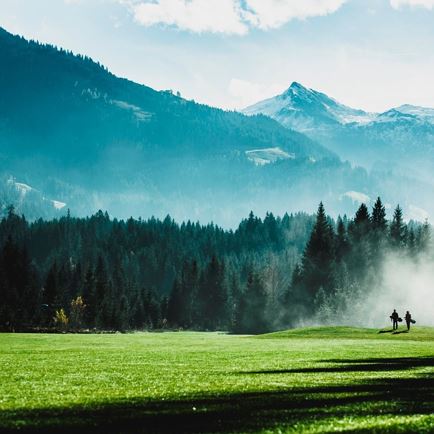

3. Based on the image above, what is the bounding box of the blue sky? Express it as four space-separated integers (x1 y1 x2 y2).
1 0 434 111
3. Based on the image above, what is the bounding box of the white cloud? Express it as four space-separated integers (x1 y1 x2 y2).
341 191 371 204
244 0 347 30
390 0 434 9
126 0 347 34
132 0 248 35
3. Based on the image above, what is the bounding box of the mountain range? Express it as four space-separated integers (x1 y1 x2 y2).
243 82 434 178
0 27 433 224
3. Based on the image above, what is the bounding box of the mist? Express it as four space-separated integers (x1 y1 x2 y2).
306 251 434 330
364 253 434 328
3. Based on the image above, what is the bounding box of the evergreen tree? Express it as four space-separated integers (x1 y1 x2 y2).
94 256 110 328
82 266 95 327
1 237 21 327
370 197 388 261
167 277 183 327
199 255 227 330
299 202 335 303
235 268 268 334
371 197 387 232
335 216 348 262
44 263 58 312
417 219 431 253
407 227 417 257
390 205 406 248
0 200 428 333
351 203 371 241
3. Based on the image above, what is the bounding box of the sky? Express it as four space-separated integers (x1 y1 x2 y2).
1 0 434 112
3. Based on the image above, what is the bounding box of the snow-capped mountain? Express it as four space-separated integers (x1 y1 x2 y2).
243 82 434 176
244 82 434 130
243 82 375 132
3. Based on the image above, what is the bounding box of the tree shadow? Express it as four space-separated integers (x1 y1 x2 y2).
1 374 433 433
242 357 434 374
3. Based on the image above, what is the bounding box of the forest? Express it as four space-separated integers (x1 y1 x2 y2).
0 198 430 333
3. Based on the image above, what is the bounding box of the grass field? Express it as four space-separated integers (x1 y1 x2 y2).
0 326 433 433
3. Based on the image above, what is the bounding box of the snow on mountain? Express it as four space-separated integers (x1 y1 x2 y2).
52 200 67 210
111 99 153 122
14 182 34 195
245 147 295 166
5 176 67 214
243 82 434 130
372 108 418 124
393 104 434 124
7 177 34 194
242 82 434 180
243 82 375 131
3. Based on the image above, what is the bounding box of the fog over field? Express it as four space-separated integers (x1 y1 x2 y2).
302 253 434 329
369 255 434 327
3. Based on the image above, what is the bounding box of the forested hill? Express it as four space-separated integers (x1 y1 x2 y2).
1 199 430 333
0 27 328 161
0 27 379 225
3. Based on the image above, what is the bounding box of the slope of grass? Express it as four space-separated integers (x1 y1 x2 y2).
0 327 433 433
259 325 434 341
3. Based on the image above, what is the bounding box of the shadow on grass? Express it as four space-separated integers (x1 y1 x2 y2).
1 373 433 433
243 357 434 374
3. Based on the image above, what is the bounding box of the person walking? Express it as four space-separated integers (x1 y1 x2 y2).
390 309 399 330
405 311 412 331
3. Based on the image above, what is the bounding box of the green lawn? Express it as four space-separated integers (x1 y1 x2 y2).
0 326 433 433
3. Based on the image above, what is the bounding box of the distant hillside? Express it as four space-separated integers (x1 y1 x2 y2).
244 82 434 221
0 28 384 224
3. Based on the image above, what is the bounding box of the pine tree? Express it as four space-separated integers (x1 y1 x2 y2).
407 227 416 257
299 202 335 303
371 197 387 232
167 277 183 327
351 203 371 241
44 263 58 308
417 219 431 253
335 216 348 262
82 266 95 327
1 237 21 327
370 197 388 260
235 268 268 334
390 205 406 248
199 255 227 330
94 256 109 328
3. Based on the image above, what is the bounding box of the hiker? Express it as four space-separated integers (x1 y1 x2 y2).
390 309 399 330
405 311 412 331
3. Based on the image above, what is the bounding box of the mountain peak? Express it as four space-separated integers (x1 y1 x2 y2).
289 81 306 89
243 82 374 129
286 81 310 95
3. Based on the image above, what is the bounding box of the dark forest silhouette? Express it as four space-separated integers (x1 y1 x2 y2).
0 198 429 333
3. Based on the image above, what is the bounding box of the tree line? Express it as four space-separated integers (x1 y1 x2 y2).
0 199 429 333
0 207 312 332
289 199 430 325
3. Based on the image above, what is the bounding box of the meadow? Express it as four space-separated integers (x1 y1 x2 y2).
0 326 433 433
